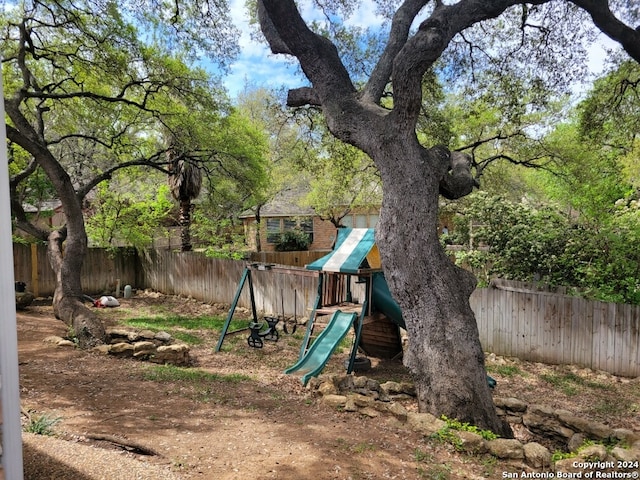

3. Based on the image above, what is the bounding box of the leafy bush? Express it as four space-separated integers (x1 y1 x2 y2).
274 229 311 251
452 191 640 304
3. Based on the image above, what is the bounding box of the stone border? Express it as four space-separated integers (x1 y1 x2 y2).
44 326 190 366
308 374 640 470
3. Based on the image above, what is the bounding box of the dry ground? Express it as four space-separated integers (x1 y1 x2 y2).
14 292 640 480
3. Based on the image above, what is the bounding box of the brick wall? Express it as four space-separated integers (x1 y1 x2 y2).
242 216 338 252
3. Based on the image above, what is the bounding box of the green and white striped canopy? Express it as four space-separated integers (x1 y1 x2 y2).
306 228 380 274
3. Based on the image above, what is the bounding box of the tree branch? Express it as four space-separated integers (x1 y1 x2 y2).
256 0 292 55
76 156 170 200
438 149 479 200
361 0 429 104
570 0 640 63
287 87 321 107
390 0 549 128
258 0 356 105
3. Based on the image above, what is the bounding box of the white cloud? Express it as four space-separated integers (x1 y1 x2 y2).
344 3 386 29
219 0 304 97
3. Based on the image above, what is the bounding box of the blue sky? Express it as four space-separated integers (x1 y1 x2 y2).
219 1 619 100
219 0 301 97
220 0 385 98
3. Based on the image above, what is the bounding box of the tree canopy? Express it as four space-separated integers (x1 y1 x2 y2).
1 0 264 347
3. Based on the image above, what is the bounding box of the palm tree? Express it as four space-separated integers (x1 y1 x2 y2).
168 148 203 252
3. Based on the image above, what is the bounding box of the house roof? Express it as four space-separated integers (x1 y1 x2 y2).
306 228 381 274
239 184 314 219
22 200 63 213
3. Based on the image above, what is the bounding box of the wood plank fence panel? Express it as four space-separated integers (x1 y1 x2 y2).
594 302 609 373
139 250 321 318
560 295 572 366
249 251 330 268
470 280 640 377
474 287 489 352
13 243 141 297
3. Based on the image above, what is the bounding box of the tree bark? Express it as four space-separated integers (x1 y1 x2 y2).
6 103 107 349
48 229 106 349
179 200 193 252
374 142 511 436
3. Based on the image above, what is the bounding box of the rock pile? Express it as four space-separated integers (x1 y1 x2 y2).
308 373 640 471
44 327 190 366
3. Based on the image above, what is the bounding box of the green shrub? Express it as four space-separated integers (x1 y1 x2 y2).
274 230 311 251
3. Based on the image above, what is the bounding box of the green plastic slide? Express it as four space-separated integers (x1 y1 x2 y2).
284 310 357 385
371 272 405 329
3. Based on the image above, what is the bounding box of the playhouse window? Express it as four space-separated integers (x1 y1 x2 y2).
266 217 314 244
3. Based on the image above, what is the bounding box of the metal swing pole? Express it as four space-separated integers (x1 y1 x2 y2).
216 267 252 352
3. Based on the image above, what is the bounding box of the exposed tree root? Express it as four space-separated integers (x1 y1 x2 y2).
84 433 161 456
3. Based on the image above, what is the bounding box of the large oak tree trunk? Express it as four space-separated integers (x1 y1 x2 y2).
374 142 512 437
48 229 106 349
5 98 107 349
256 0 512 436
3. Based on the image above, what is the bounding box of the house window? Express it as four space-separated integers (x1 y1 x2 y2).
341 214 379 229
266 219 282 243
266 217 314 244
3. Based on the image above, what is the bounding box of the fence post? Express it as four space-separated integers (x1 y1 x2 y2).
30 243 39 297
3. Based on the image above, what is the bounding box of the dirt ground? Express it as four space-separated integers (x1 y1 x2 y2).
14 292 640 479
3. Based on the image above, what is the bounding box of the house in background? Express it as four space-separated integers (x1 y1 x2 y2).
22 200 65 231
240 185 456 253
240 186 381 252
13 199 66 243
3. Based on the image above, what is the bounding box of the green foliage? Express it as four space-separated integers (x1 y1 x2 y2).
142 364 251 383
123 314 244 332
197 109 270 216
12 235 31 245
170 332 204 345
430 416 498 452
274 229 311 252
540 371 613 396
66 326 78 345
578 61 640 155
485 365 523 377
86 177 173 249
238 88 382 228
551 437 627 462
2 1 264 256
536 121 631 219
192 216 248 259
453 191 640 304
24 414 61 436
203 246 247 260
440 416 499 441
301 139 382 225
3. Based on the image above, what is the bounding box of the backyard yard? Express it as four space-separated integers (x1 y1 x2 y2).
15 291 640 479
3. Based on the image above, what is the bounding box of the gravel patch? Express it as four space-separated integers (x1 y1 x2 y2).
22 433 182 480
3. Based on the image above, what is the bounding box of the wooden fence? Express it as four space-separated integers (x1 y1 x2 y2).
248 250 330 268
13 243 143 297
140 249 322 317
470 279 640 377
13 245 640 377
